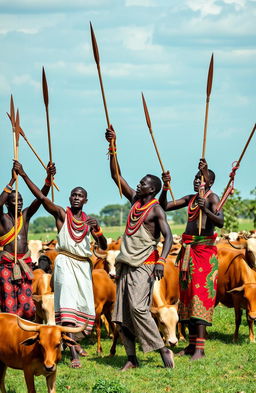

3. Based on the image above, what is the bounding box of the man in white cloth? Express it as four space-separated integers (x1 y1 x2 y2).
13 160 107 368
105 126 174 371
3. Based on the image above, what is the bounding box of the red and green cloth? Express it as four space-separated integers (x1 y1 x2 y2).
176 233 218 325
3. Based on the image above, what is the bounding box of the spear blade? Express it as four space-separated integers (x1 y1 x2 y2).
90 22 100 66
15 109 20 145
10 95 15 128
42 66 49 108
142 93 152 130
206 53 214 99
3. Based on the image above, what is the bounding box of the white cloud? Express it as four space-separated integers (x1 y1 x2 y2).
125 0 157 6
0 75 10 94
186 0 247 16
12 74 40 89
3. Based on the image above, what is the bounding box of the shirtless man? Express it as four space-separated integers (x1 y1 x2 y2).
105 126 174 370
0 162 55 320
13 160 107 368
159 159 224 360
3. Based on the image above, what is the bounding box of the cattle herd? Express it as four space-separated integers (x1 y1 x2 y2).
0 230 256 392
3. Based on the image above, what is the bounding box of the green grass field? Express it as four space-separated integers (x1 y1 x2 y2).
5 306 256 393
28 219 255 242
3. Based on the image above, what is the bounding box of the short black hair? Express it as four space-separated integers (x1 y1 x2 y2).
6 191 22 204
208 169 215 183
146 174 162 196
70 187 87 199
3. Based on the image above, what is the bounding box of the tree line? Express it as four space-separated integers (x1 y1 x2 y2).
30 188 256 234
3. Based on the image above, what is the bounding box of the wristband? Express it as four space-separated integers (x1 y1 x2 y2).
155 257 166 266
108 146 117 156
93 227 103 237
45 177 54 186
4 184 13 193
162 185 169 191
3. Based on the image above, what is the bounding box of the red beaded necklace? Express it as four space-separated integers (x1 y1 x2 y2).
125 198 159 236
66 207 89 243
188 190 212 222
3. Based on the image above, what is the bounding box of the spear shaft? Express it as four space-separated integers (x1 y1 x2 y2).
90 22 122 198
142 93 175 202
198 54 214 235
42 67 54 202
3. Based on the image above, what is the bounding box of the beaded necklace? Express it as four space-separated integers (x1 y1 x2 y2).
66 207 89 243
125 198 159 236
188 190 212 222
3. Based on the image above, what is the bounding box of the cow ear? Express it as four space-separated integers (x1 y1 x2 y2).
227 285 245 293
20 333 39 346
32 295 42 303
62 334 78 347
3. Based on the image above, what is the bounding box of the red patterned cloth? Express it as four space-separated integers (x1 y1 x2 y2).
0 253 35 320
177 233 218 325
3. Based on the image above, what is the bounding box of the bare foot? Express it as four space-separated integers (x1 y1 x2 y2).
159 347 175 368
70 359 81 368
190 349 205 361
120 361 138 372
177 345 195 356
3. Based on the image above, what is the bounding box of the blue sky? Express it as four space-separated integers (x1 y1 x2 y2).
0 0 255 217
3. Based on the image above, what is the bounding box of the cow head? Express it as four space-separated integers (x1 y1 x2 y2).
151 304 179 346
18 318 87 373
106 250 119 278
32 293 55 325
227 283 256 320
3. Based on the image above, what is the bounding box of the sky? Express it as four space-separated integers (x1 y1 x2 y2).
0 0 255 218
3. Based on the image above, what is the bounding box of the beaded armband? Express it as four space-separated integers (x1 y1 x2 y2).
4 184 13 194
93 227 103 237
155 257 166 266
162 185 169 191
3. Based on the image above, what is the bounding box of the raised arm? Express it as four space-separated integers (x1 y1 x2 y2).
153 205 173 280
159 170 190 211
0 168 16 216
105 125 136 203
13 161 65 224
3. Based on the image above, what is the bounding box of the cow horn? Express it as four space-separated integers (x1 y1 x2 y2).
17 317 40 332
60 323 88 333
227 285 245 293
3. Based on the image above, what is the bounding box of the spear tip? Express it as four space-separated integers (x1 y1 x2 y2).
42 66 49 108
207 53 214 98
90 21 100 66
141 92 151 130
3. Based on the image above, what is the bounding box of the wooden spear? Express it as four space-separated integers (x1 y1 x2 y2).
142 93 175 203
90 22 122 198
216 123 256 212
42 67 54 201
6 113 59 191
198 54 214 235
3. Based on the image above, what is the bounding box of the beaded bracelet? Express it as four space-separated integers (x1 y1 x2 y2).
4 184 13 193
45 177 54 186
93 227 103 237
162 185 169 191
108 146 117 156
155 257 166 266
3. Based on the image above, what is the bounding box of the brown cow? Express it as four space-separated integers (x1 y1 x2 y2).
151 260 179 346
92 269 118 355
216 244 256 342
32 269 54 325
0 314 86 393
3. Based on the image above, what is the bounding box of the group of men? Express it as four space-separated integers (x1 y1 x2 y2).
0 125 224 370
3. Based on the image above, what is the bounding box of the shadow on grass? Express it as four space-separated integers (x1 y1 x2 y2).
208 330 249 344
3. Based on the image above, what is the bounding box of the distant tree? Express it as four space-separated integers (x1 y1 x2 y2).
242 187 256 228
223 189 243 232
30 216 56 233
169 208 187 224
100 202 130 226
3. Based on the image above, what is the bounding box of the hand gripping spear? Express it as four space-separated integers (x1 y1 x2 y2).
90 22 122 198
9 96 20 270
198 54 214 235
42 67 54 202
141 93 175 203
6 114 60 192
216 123 256 213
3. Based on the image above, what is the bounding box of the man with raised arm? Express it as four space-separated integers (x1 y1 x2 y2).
0 162 56 320
159 159 224 360
13 160 107 369
105 126 174 371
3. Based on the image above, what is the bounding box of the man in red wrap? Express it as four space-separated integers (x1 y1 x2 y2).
159 159 224 360
0 162 56 320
